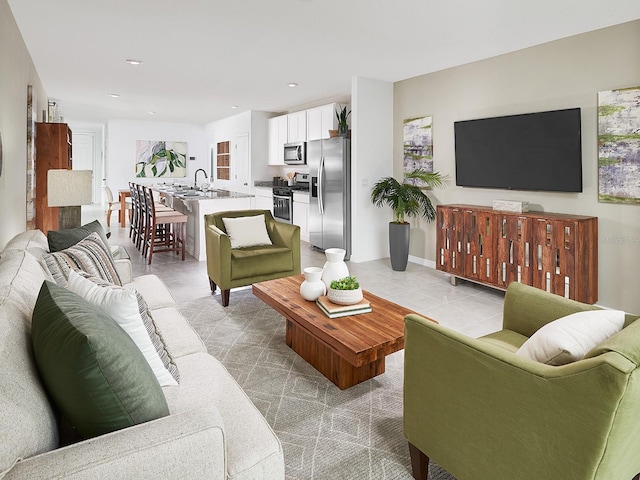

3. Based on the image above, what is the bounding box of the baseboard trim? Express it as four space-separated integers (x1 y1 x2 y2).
408 255 436 269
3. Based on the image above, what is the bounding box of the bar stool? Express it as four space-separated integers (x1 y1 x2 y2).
135 184 172 252
129 182 141 246
141 186 187 265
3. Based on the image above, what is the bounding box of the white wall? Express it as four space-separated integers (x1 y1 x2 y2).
68 121 105 204
0 0 48 248
105 119 208 195
394 20 640 312
205 110 274 190
350 77 394 263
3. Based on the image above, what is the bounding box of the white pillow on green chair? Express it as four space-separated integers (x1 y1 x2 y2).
222 214 273 249
516 309 625 365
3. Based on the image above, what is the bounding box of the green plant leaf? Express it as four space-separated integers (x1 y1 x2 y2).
330 276 360 290
370 169 446 222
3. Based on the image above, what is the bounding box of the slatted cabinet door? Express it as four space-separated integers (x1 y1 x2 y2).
435 206 465 276
463 209 497 284
496 214 532 288
531 216 597 304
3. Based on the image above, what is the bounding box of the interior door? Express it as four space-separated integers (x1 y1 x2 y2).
71 132 96 202
235 133 250 194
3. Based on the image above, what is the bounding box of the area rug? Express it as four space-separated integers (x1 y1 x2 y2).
180 289 456 480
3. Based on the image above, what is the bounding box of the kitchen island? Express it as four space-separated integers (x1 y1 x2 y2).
160 188 253 261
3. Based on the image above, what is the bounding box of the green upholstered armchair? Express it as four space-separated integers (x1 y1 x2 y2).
404 282 640 480
204 210 300 307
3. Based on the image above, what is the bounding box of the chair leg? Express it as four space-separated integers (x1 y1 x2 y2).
106 209 111 227
209 278 217 293
221 289 230 307
179 221 186 260
408 442 429 480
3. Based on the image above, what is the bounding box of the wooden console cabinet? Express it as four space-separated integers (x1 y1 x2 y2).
435 204 598 303
35 122 72 233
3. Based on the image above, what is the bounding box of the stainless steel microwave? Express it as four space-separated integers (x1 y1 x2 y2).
284 141 306 165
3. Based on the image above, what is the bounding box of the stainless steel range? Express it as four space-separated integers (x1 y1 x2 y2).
272 173 309 224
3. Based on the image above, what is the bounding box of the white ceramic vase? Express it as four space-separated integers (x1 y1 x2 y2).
321 248 349 290
299 267 326 301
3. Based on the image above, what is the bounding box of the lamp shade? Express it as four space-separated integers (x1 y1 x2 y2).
47 169 93 206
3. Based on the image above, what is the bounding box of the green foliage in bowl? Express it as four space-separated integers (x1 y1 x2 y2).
330 276 360 290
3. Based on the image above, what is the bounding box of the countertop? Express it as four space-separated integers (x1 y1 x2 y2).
158 187 253 200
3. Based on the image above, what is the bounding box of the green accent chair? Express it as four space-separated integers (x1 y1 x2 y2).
404 282 640 480
204 210 300 307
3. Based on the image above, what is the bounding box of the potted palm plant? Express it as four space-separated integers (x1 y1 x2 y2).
371 169 445 271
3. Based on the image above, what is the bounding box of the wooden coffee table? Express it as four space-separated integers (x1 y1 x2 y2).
252 275 436 389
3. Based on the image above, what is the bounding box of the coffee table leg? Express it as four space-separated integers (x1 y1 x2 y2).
286 319 385 390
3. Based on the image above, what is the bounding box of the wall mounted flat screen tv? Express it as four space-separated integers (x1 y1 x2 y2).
454 108 582 192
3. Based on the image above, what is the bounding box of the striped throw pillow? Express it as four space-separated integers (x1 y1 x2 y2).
43 232 122 287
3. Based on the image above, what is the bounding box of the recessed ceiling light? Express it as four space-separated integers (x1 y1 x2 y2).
126 59 143 65
109 93 120 98
147 111 156 115
231 105 238 109
287 82 298 88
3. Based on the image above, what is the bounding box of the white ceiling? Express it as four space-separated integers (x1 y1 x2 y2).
7 0 640 126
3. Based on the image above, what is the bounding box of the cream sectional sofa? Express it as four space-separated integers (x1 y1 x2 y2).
0 229 284 479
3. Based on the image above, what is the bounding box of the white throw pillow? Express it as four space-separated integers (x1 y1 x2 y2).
222 214 273 249
67 270 178 386
515 309 626 365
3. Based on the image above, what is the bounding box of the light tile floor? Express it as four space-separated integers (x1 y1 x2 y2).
87 205 504 338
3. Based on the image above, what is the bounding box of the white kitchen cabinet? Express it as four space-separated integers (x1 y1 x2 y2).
307 103 339 141
293 191 309 242
268 115 288 165
287 111 307 143
253 187 273 213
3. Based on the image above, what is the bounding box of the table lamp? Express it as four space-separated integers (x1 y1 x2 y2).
47 169 93 229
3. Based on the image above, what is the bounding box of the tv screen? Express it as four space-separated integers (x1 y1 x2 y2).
454 108 582 192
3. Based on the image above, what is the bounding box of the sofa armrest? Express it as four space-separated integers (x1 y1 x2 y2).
267 218 299 249
267 220 300 273
204 222 231 287
5 408 226 480
114 258 132 285
502 282 603 337
403 313 637 480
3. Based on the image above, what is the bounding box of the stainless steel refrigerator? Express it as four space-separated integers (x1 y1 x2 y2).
308 137 351 259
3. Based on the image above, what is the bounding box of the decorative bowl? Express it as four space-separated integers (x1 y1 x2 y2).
327 287 363 306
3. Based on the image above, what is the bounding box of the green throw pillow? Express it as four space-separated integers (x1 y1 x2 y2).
47 219 111 253
31 281 169 439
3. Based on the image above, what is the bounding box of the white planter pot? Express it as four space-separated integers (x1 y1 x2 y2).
327 287 363 306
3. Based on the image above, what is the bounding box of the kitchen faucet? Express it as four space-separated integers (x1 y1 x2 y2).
194 168 208 187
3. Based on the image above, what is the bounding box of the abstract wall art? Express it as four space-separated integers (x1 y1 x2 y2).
135 140 187 178
26 85 36 230
598 86 640 204
403 116 433 185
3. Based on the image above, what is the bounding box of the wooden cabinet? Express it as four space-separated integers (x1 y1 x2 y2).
253 187 273 214
268 115 288 165
462 209 497 285
436 204 598 303
495 214 532 288
269 103 343 165
435 206 464 277
287 111 307 143
215 141 230 180
35 122 72 233
307 104 338 141
293 192 309 242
